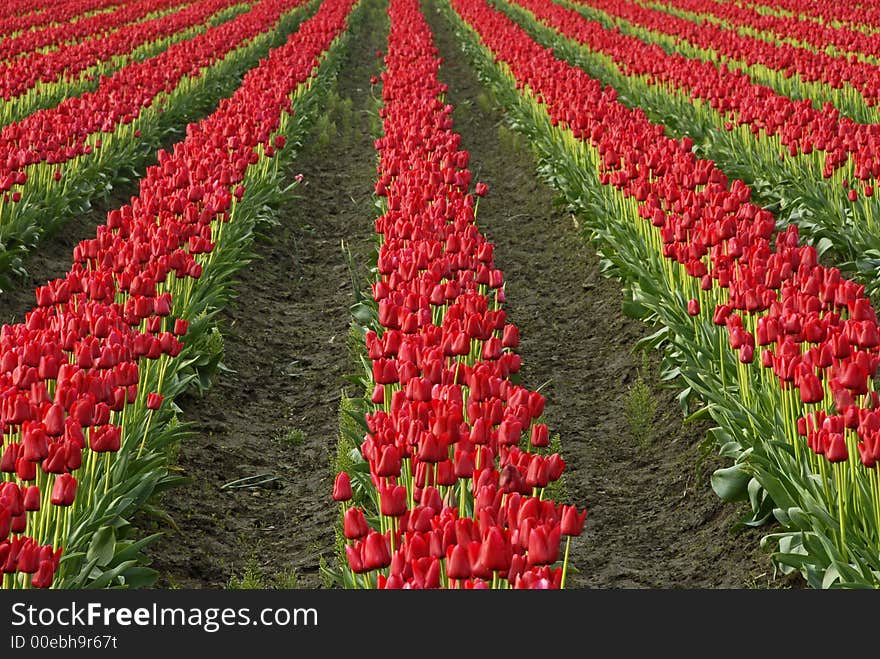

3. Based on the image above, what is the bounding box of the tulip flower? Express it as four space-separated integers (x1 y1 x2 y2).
30 560 56 589
50 474 78 507
529 423 549 448
343 507 369 540
333 472 352 502
362 531 391 571
379 483 407 517
446 543 472 583
336 0 583 588
526 524 561 567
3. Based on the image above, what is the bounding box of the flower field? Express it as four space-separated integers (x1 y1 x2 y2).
2 0 880 591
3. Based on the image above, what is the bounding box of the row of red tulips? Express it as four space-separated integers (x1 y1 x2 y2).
499 0 880 302
0 0 301 194
650 0 880 55
574 0 880 113
0 0 304 283
0 0 119 39
0 0 191 62
331 0 585 589
0 0 245 111
445 0 880 585
739 0 880 30
0 0 358 589
517 0 880 197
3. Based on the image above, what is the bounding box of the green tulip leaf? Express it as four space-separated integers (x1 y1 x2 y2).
710 464 750 502
621 299 648 320
86 526 116 567
120 567 160 589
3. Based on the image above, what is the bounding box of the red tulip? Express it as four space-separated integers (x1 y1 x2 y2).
379 483 407 517
333 471 352 502
30 560 56 589
526 523 561 567
824 433 849 463
362 531 391 571
343 507 369 540
50 473 78 506
23 486 40 512
530 423 549 448
560 505 587 536
478 526 512 572
446 543 472 580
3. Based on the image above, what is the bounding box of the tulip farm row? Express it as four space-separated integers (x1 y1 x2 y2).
1 0 879 589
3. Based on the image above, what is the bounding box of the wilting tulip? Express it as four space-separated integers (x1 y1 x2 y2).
499 463 526 494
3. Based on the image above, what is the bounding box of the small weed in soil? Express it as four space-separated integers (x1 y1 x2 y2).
277 427 306 446
625 352 658 448
227 558 299 589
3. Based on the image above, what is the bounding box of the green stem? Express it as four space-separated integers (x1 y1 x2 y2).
560 535 571 589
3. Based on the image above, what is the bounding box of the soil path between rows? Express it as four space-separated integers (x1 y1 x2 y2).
141 8 385 588
425 0 798 588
